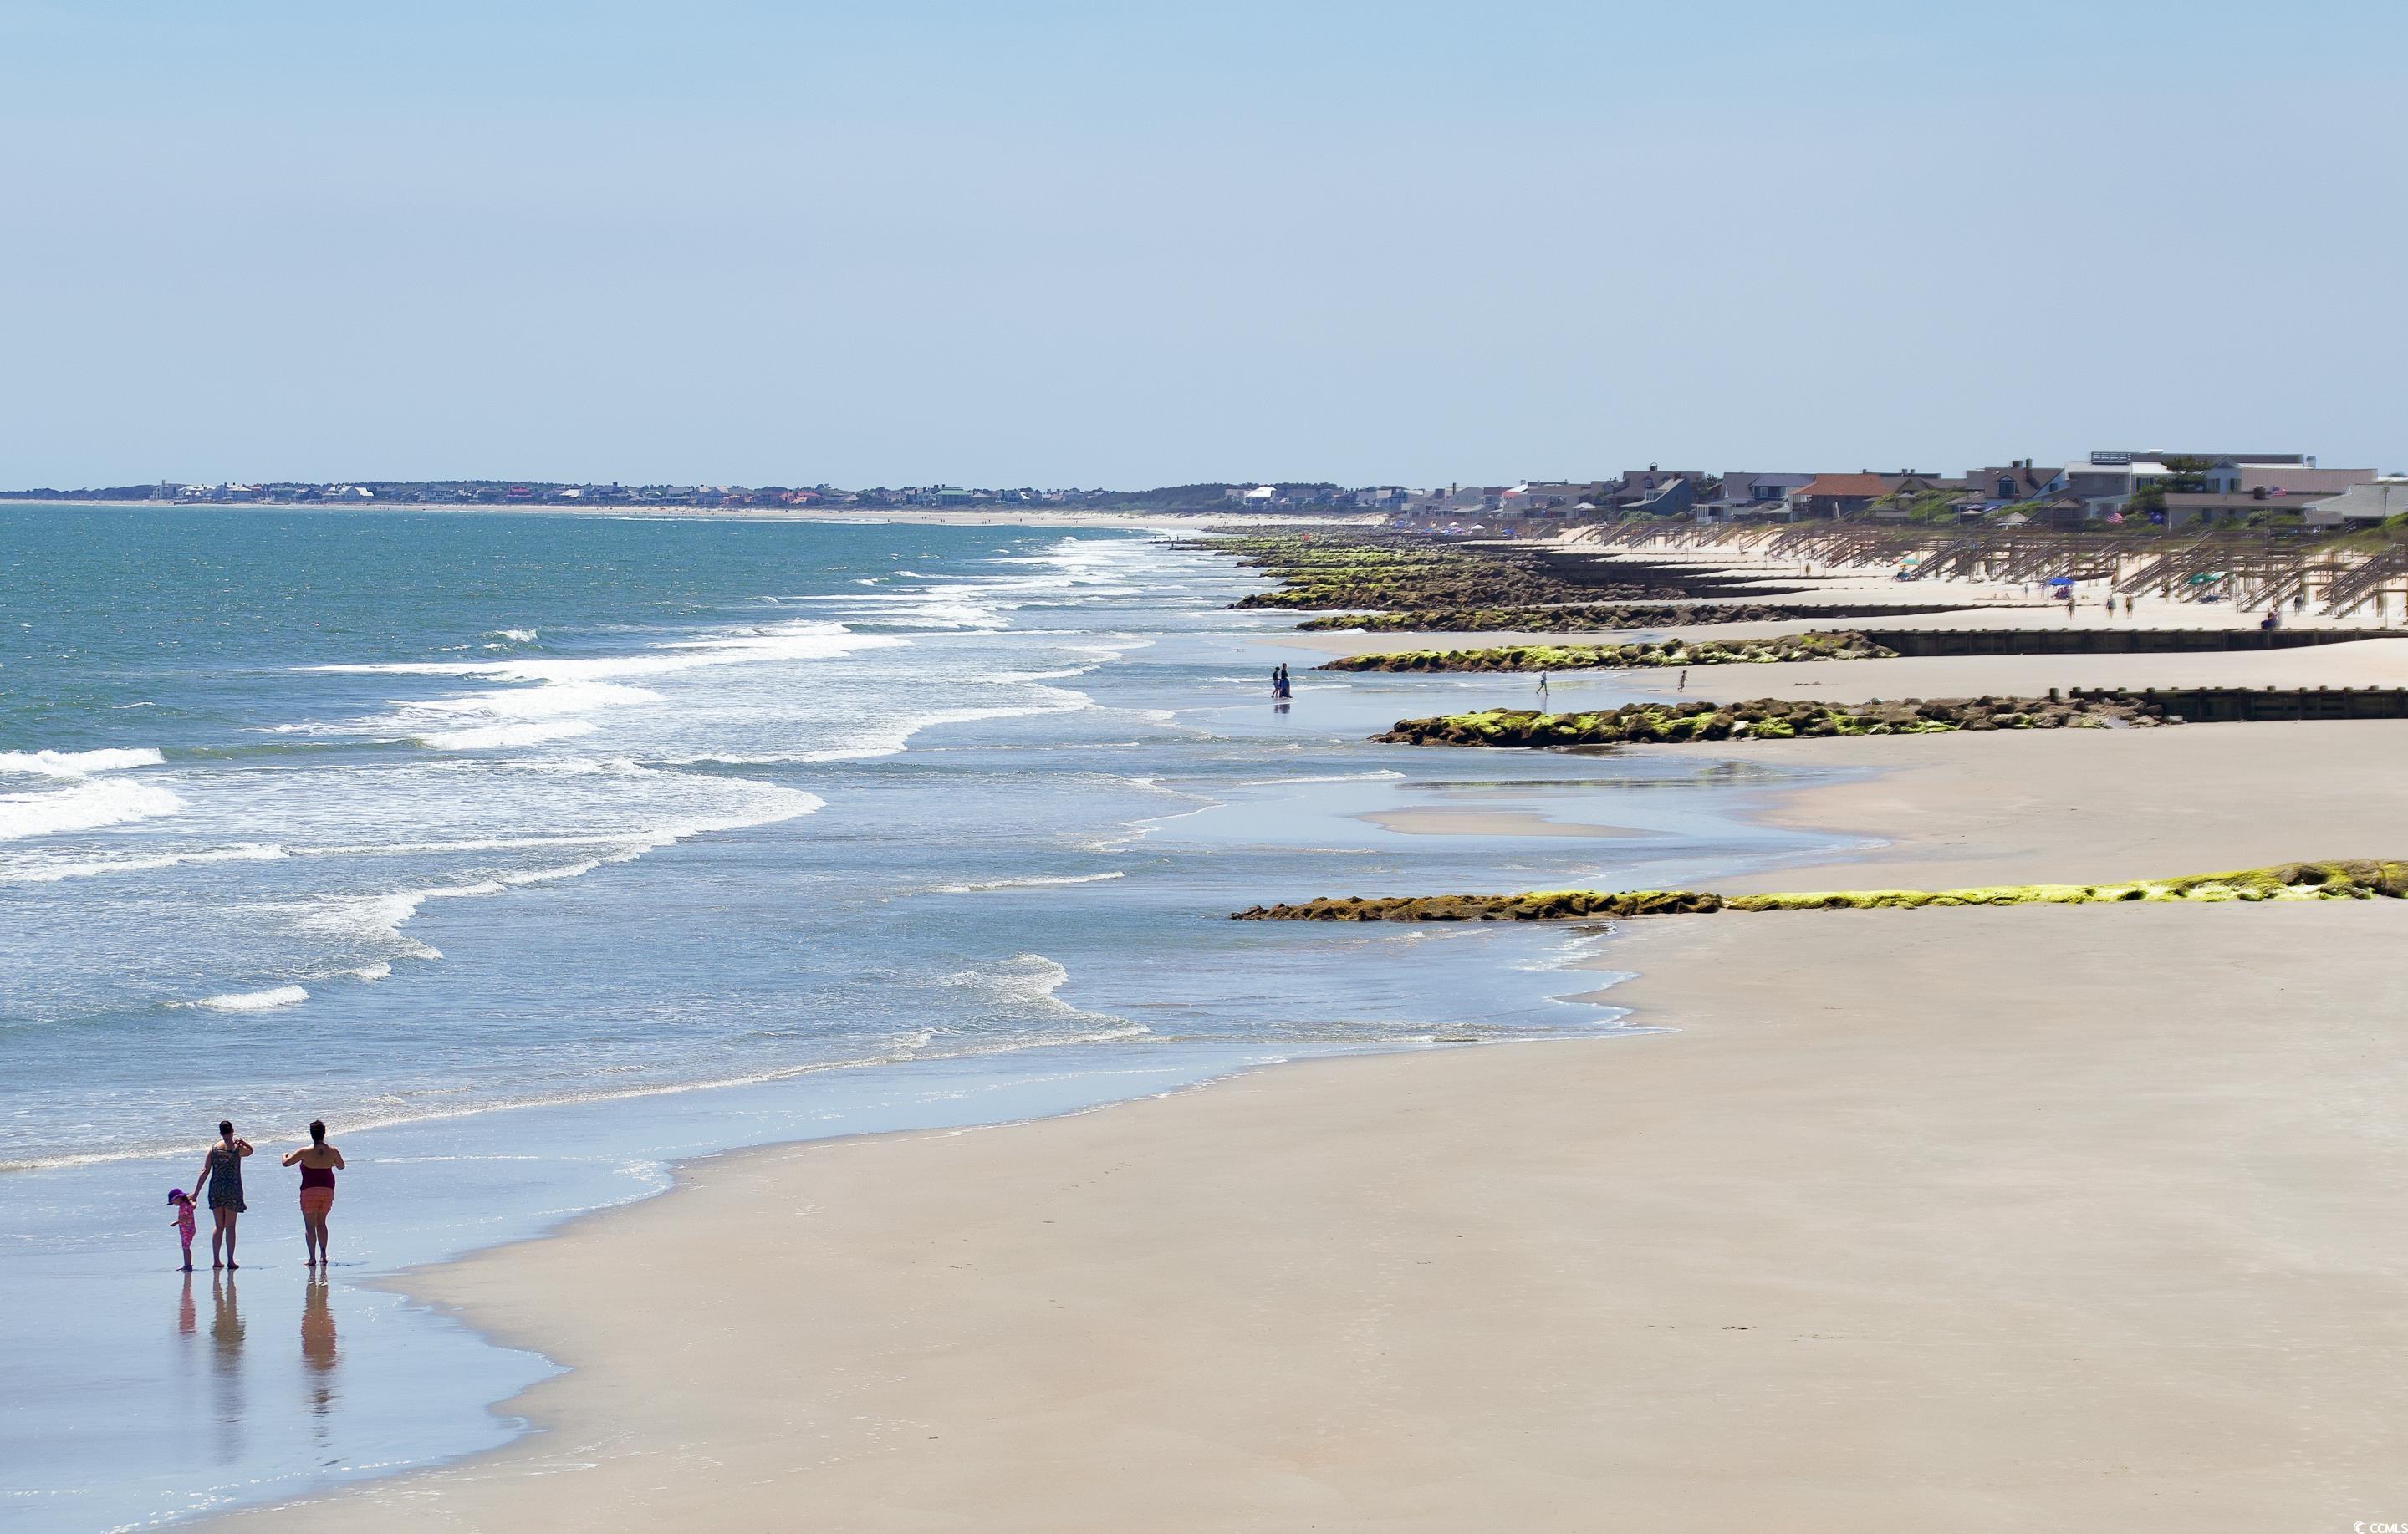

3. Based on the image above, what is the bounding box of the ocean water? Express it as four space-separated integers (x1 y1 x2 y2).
0 506 1842 1531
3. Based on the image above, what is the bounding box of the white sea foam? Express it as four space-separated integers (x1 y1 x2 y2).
0 777 186 841
931 871 1125 894
188 985 310 1012
656 624 908 663
313 619 907 752
413 718 600 751
0 842 287 884
287 780 825 961
499 859 608 885
941 953 1137 1030
410 680 664 720
493 629 538 643
1236 769 1408 787
0 747 166 777
749 700 1092 765
293 833 619 857
298 892 447 961
309 620 898 685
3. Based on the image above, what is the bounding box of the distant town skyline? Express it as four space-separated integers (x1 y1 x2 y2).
3 2 2401 488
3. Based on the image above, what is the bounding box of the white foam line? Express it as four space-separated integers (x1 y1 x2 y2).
931 871 1126 894
413 718 600 751
182 985 309 1012
0 1021 1162 1173
1236 770 1408 787
0 843 288 884
0 776 186 841
0 746 166 777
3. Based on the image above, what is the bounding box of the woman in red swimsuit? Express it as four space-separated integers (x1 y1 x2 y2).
280 1120 344 1267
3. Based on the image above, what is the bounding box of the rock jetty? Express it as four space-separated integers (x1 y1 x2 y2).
1373 693 2171 747
1231 861 2408 921
1293 601 1973 633
1323 632 1892 673
1198 533 1681 612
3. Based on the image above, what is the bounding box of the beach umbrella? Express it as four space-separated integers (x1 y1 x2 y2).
2045 576 2074 589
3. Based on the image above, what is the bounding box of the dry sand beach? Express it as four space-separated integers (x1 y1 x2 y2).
227 563 2408 1532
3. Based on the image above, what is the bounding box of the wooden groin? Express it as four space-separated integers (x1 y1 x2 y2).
2064 685 2408 722
1525 551 1824 600
1862 629 2400 659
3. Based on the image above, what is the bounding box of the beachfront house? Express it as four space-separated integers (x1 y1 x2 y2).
2159 489 2346 528
1597 466 1705 513
1965 461 2069 503
2232 461 2376 497
2068 451 2357 517
1625 476 1695 517
1792 472 1900 518
2299 480 2408 530
1711 472 1815 517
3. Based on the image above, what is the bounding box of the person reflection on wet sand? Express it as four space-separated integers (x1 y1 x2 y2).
210 1271 245 1363
177 1272 197 1337
301 1277 339 1418
210 1271 246 1462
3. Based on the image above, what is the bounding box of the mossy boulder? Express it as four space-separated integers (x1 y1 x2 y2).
1374 693 2171 748
1232 861 2408 920
1321 631 1895 673
1191 533 1681 613
1293 601 1974 634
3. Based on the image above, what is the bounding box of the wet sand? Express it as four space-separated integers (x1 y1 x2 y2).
1279 633 2408 701
227 714 2408 1532
1355 807 1640 838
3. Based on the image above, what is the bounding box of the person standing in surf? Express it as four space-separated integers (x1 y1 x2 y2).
282 1120 344 1268
191 1120 252 1270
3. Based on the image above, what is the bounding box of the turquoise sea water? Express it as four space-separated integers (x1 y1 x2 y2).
0 507 1841 1530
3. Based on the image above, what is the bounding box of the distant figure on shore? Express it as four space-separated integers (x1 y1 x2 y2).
169 1187 197 1272
2124 593 2135 616
283 1120 344 1267
1272 665 1291 701
191 1120 252 1270
1677 669 1688 693
2260 607 2281 632
1537 671 1549 702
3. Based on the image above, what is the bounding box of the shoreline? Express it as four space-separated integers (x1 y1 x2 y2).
224 710 2408 1530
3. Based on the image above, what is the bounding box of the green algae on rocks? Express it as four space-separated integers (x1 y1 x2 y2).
1193 533 1680 612
1295 603 1793 634
1323 632 1893 673
1373 694 2170 747
1230 861 2408 921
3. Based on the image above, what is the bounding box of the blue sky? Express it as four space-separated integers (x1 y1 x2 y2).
1 2 2400 487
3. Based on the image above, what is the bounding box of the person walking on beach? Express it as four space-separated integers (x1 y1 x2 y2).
1677 668 1688 693
191 1120 251 1270
282 1120 344 1268
1537 670 1549 702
